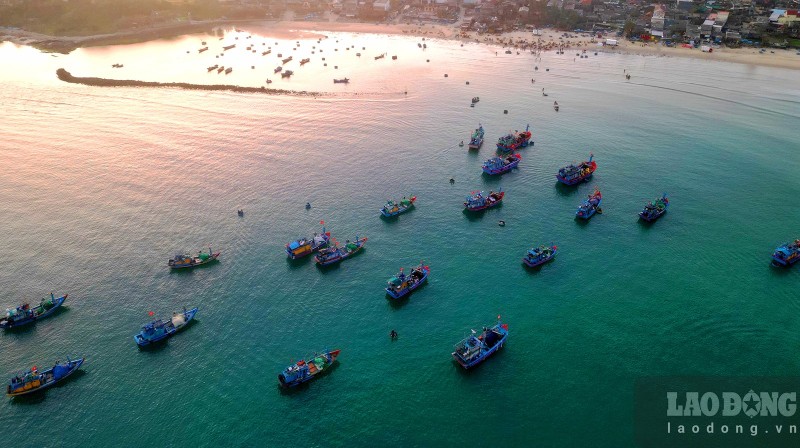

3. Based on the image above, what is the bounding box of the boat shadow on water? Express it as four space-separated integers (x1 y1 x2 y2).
277 360 340 396
8 369 87 405
137 320 200 353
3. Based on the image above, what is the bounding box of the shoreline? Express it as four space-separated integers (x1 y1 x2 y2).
3 19 799 70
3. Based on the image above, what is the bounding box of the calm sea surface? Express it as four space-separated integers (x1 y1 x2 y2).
1 27 799 447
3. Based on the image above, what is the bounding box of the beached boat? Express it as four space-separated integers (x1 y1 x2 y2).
281 70 294 78
482 153 521 175
6 357 85 397
134 308 198 347
380 196 416 217
282 56 293 64
576 189 602 219
467 125 484 149
522 245 557 268
274 66 282 73
278 349 340 388
639 193 669 222
385 264 430 299
0 293 67 329
452 320 508 369
333 78 350 84
496 125 532 152
556 153 596 185
315 237 367 266
300 58 310 65
168 247 220 269
464 190 504 211
286 223 331 259
772 240 800 267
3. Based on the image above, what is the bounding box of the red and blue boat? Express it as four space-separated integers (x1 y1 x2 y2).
576 189 602 219
380 196 416 218
315 237 367 266
468 125 484 149
556 153 596 185
464 189 504 211
452 319 508 369
286 222 331 259
6 357 85 397
385 263 430 299
1 293 67 329
639 193 669 222
522 244 557 268
278 349 340 388
772 240 800 267
496 125 531 153
482 153 521 175
134 307 198 347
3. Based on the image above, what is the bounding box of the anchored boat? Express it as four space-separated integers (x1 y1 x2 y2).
1 293 67 329
134 308 198 347
639 193 669 222
452 319 508 369
281 70 294 78
315 237 367 266
468 125 484 149
557 153 596 185
385 264 429 299
380 196 416 217
482 153 521 175
496 125 532 153
464 190 504 211
278 349 340 387
286 222 331 259
6 357 85 397
576 189 602 219
522 245 557 268
772 240 800 267
299 58 310 65
333 77 350 83
168 247 220 269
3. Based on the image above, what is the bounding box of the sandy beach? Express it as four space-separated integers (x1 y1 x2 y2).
3 19 799 70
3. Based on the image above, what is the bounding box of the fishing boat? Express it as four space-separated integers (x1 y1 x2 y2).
274 66 282 73
374 54 385 60
134 308 198 347
207 65 219 72
278 349 340 388
0 293 67 329
6 357 85 397
262 50 271 55
223 44 236 51
471 97 480 103
772 240 800 267
217 66 225 73
286 223 331 259
467 125 484 149
576 189 602 219
556 153 596 185
315 237 367 266
198 46 208 53
333 78 350 84
224 67 232 74
639 193 669 222
452 319 508 369
282 56 293 64
482 153 521 175
522 245 557 268
385 264 430 299
464 190 504 211
380 196 416 217
496 125 532 152
168 247 220 269
553 101 559 112
299 58 310 65
281 70 294 78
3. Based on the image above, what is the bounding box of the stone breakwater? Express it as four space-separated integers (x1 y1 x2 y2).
55 68 322 97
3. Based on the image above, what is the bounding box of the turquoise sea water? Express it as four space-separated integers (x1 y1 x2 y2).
1 28 799 447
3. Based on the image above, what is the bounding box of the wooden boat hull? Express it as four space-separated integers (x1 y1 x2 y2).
7 358 84 397
522 249 557 267
467 139 483 149
639 209 666 222
0 294 67 329
557 160 597 185
385 267 429 299
278 349 340 387
452 326 508 370
168 253 220 269
315 238 367 266
482 157 520 175
464 192 504 211
134 308 198 347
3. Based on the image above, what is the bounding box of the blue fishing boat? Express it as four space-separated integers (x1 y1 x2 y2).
452 319 508 369
575 189 602 219
1 293 67 329
639 193 669 222
380 196 416 217
278 349 340 387
134 307 198 347
482 153 521 175
772 240 800 267
315 237 367 266
496 125 531 153
467 125 484 149
464 189 504 211
522 244 557 268
286 221 331 259
385 264 430 299
7 357 84 397
556 154 596 185
168 247 220 269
